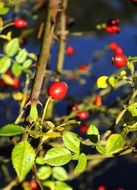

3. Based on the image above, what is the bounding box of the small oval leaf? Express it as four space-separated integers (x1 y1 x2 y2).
106 134 125 155
5 38 19 57
97 76 108 88
63 132 80 154
0 56 11 74
15 49 27 63
74 153 87 174
0 124 25 136
52 167 68 181
44 147 71 166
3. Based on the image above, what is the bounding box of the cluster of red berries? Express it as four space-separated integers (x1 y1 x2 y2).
96 185 125 190
0 71 20 89
96 18 120 34
104 18 120 34
109 42 127 68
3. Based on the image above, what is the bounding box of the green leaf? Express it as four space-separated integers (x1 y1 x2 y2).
11 63 22 77
106 134 125 155
96 144 106 155
15 49 28 63
28 104 38 122
52 167 68 181
0 124 25 136
5 38 19 57
0 2 4 9
55 181 73 190
43 181 55 190
22 59 32 69
12 141 36 181
108 76 117 87
0 7 9 15
74 153 87 174
63 132 80 154
97 76 108 88
44 147 71 166
127 103 137 117
37 166 52 180
36 156 46 165
87 125 100 143
0 56 11 74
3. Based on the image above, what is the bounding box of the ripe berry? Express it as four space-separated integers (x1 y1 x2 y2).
80 125 89 133
114 47 124 55
77 111 89 120
109 42 119 51
94 95 103 107
112 54 127 68
107 18 120 26
65 46 75 55
104 25 114 34
12 78 20 89
97 185 106 190
111 25 120 33
48 82 68 100
14 18 27 28
78 64 90 73
30 180 38 190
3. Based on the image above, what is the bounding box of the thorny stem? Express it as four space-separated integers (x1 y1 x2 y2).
30 0 59 104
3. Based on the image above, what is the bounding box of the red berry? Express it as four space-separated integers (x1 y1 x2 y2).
30 180 38 190
115 47 124 55
109 42 119 51
104 25 114 34
65 46 75 55
107 18 120 26
94 95 103 107
12 78 20 89
48 82 68 100
111 25 120 33
80 125 89 133
78 64 90 73
97 185 106 190
14 18 27 28
77 111 89 120
112 54 127 68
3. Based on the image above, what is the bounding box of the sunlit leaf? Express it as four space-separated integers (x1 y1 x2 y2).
127 103 137 117
55 181 73 190
0 124 25 136
106 134 125 155
63 132 80 154
37 166 52 180
15 49 27 63
12 141 36 181
74 153 87 174
5 38 19 57
0 56 11 74
52 167 68 181
97 76 108 88
44 147 71 166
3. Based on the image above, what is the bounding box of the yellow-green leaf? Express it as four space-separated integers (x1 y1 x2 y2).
5 38 19 57
97 76 108 88
0 56 11 74
12 141 36 181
